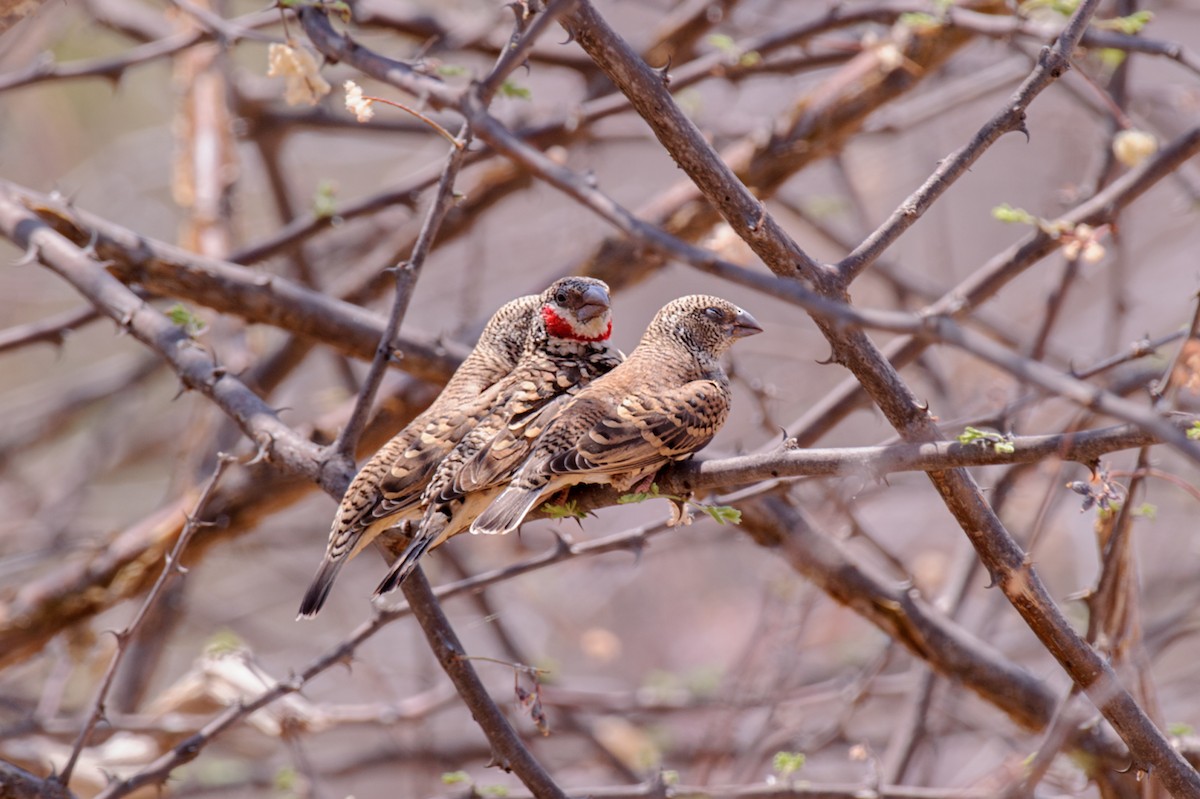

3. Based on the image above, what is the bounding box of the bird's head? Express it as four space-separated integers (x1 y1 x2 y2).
538 277 613 343
651 295 763 357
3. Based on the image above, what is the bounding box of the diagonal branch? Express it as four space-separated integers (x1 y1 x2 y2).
55 455 234 789
0 187 350 497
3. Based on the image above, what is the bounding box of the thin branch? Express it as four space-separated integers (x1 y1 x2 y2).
360 94 463 147
0 759 75 799
331 126 471 460
399 570 568 799
836 0 1104 281
477 0 580 101
655 417 1196 496
784 121 1200 446
55 455 235 788
0 31 202 92
0 304 101 354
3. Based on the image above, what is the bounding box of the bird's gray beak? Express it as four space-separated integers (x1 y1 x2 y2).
730 308 763 338
575 284 611 323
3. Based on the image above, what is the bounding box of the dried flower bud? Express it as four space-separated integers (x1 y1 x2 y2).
1113 129 1158 168
343 80 375 123
267 43 331 107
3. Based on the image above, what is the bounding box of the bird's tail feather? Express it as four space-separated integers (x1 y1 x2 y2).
297 557 343 619
374 515 445 596
470 487 542 536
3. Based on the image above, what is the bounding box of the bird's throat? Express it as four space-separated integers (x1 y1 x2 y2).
542 306 611 342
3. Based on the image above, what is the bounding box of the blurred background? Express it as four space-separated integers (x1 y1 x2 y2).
2 0 1200 796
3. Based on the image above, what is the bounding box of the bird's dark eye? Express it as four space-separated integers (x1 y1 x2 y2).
555 289 569 304
704 307 723 320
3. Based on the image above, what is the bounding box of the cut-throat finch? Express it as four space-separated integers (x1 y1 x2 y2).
373 276 622 597
469 294 762 539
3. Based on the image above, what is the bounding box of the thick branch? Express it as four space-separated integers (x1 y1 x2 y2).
0 187 349 496
7 181 465 384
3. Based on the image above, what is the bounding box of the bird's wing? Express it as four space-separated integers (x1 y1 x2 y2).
547 379 731 478
367 382 506 519
451 392 572 495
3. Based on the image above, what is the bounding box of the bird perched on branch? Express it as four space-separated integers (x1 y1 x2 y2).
373 276 622 596
297 293 540 619
469 295 762 538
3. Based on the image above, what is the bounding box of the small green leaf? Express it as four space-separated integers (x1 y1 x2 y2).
661 770 680 785
957 426 1015 455
541 500 587 519
1169 722 1195 737
738 51 762 67
441 770 470 785
992 203 1037 225
1096 10 1153 34
618 483 667 504
499 80 531 100
273 766 297 791
703 505 742 525
480 786 509 798
899 12 940 30
166 302 206 335
313 179 337 219
438 63 467 77
1188 421 1200 441
706 33 736 53
1098 48 1127 71
327 0 351 21
1133 502 1157 520
772 751 807 777
1018 0 1080 16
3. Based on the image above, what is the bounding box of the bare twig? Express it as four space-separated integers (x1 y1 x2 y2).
55 454 235 788
3 180 465 384
399 570 568 798
837 0 1104 280
0 759 75 799
0 304 100 354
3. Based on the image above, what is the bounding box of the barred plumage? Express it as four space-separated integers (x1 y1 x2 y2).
374 277 621 596
297 295 539 619
470 295 762 538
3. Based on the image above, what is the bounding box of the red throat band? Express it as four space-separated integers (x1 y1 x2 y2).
542 305 611 342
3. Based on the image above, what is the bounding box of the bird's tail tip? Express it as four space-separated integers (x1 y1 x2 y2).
470 489 539 537
296 560 340 619
373 535 435 597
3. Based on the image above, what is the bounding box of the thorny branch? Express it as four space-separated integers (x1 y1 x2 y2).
54 455 235 787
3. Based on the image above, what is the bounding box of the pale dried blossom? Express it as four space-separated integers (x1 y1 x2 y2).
266 43 331 107
343 80 375 123
1113 129 1158 168
1061 223 1107 264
